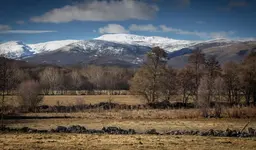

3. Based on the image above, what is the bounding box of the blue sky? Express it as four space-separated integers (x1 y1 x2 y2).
0 0 255 43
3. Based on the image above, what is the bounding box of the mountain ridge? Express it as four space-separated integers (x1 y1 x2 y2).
1 34 255 67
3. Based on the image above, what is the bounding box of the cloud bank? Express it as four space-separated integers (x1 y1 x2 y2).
31 0 159 23
99 24 129 34
97 24 235 39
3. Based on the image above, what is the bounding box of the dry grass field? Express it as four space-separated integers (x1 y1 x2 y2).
3 95 256 149
4 110 256 133
5 95 143 106
0 133 256 150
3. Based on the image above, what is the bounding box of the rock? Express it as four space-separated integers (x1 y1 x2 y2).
21 127 31 132
214 130 224 136
86 129 104 134
67 125 86 133
199 131 208 136
208 129 215 136
37 130 48 133
240 132 249 137
28 129 36 133
231 130 238 137
128 129 136 134
146 129 159 135
224 128 232 137
248 128 255 136
192 130 199 135
102 126 131 134
56 126 67 132
102 126 120 134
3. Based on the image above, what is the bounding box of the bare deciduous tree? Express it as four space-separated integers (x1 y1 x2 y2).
188 49 205 104
223 62 241 105
39 67 63 95
159 66 177 101
239 52 256 105
130 47 168 103
70 69 82 94
177 67 195 105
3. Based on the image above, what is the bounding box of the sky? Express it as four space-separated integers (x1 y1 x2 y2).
0 0 255 43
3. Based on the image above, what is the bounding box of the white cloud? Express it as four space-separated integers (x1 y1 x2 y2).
99 24 129 34
159 25 234 39
209 31 235 39
31 0 159 23
16 20 25 25
97 23 235 39
0 30 57 34
0 24 11 31
129 24 158 32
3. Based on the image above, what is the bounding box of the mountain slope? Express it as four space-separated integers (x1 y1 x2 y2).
25 40 151 66
28 40 80 54
0 41 34 59
1 34 256 67
0 40 81 59
168 41 256 68
95 34 199 52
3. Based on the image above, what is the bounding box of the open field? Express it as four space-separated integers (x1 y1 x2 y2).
0 133 256 150
3 95 256 149
4 110 256 133
5 95 143 106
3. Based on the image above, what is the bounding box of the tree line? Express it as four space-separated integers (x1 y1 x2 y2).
130 47 256 107
0 47 256 110
0 59 135 95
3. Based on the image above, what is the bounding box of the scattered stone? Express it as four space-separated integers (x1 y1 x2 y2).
21 127 31 132
199 131 208 136
1 125 256 137
208 129 215 136
67 125 86 133
146 129 159 135
128 129 136 134
248 128 255 136
224 128 232 137
55 126 67 132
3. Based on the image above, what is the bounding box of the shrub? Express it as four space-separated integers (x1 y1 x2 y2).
18 80 44 112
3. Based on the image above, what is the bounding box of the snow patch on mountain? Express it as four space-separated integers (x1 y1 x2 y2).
59 40 151 56
28 40 80 53
0 41 34 59
95 34 200 52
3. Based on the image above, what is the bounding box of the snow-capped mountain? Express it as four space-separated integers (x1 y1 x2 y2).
0 41 34 59
1 34 255 67
0 40 81 59
24 40 151 66
28 40 80 54
95 34 200 52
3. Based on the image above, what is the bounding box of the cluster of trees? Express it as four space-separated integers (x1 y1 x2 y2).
37 65 134 94
0 47 255 111
0 62 135 95
130 47 256 107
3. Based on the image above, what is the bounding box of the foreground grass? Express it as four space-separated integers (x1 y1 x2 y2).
0 133 255 150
